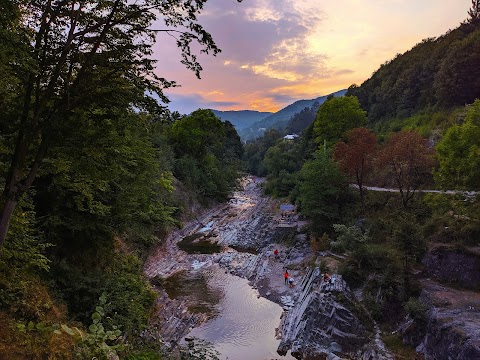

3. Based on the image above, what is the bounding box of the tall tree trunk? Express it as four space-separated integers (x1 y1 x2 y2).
0 132 47 252
0 195 17 250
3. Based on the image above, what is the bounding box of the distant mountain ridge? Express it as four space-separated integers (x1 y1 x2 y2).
238 89 347 140
210 89 348 141
210 110 273 130
258 89 348 129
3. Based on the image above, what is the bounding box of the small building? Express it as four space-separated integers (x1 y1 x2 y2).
280 204 296 214
283 134 299 140
278 204 297 228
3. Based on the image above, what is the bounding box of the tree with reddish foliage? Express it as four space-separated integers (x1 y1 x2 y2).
378 131 436 208
333 128 377 211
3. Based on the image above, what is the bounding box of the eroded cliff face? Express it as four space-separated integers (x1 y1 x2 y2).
400 280 480 360
422 246 480 290
399 246 480 360
277 269 383 359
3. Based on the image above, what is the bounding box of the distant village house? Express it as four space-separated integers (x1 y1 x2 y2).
283 134 299 140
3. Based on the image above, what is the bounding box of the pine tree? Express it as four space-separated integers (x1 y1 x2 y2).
468 0 480 22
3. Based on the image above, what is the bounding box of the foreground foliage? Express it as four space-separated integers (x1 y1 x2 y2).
0 0 244 357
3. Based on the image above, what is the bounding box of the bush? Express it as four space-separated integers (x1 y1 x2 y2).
309 233 330 253
53 254 156 336
332 224 370 251
75 293 124 360
404 297 428 322
318 259 331 274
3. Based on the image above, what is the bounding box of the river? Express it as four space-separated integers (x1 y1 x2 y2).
184 265 296 360
145 177 299 359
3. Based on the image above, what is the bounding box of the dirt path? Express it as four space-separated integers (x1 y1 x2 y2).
352 184 478 196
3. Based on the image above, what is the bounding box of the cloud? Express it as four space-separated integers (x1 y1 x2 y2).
200 0 329 82
334 69 355 75
153 0 471 113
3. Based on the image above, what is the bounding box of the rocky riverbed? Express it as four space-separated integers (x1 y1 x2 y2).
143 177 395 359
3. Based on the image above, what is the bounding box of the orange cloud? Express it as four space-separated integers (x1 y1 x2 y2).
159 0 471 114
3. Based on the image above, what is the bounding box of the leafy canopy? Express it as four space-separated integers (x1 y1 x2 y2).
313 96 367 148
435 99 480 190
377 130 435 208
299 153 350 234
168 109 243 202
0 0 242 249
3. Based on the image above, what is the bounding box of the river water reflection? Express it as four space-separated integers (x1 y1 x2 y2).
185 265 296 360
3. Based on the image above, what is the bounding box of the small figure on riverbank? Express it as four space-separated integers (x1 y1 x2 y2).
288 277 294 288
321 273 333 290
284 270 289 284
274 249 279 260
323 273 331 283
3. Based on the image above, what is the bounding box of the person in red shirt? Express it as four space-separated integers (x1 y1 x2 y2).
284 269 289 284
274 249 279 259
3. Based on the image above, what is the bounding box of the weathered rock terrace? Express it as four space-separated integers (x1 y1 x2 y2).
400 279 480 360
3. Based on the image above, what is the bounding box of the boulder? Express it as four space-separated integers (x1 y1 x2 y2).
277 269 373 359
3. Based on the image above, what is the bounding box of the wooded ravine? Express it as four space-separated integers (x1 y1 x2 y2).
1 2 479 359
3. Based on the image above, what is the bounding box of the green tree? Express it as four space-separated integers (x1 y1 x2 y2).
0 0 241 250
313 96 367 148
392 215 426 300
243 129 283 175
168 110 242 202
34 109 176 259
169 110 226 160
314 96 367 146
435 100 480 190
331 224 370 253
434 30 480 106
262 140 302 197
298 153 351 234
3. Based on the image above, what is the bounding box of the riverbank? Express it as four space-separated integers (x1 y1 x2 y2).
142 177 311 351
142 176 392 359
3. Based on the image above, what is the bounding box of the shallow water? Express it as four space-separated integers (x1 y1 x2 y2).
185 265 296 360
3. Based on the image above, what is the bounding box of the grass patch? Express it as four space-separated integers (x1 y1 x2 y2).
382 333 419 359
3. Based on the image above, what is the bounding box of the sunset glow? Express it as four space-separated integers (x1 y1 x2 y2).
154 0 471 114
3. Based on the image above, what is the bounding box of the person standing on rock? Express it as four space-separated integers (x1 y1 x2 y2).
274 249 279 260
288 277 294 288
284 270 289 285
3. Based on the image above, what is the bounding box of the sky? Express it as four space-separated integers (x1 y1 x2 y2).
153 0 471 114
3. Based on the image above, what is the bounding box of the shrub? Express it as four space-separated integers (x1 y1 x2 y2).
404 297 428 322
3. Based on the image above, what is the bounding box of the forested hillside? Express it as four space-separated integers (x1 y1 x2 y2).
244 15 480 356
0 2 243 358
238 89 347 140
347 21 480 123
1 1 479 358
